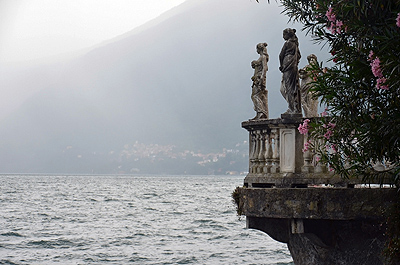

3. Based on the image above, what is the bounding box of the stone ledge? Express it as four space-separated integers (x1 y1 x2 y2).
245 173 343 188
242 117 304 130
244 173 394 187
238 187 397 220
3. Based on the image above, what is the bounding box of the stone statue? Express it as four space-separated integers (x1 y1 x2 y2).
251 42 269 120
279 28 302 115
299 54 319 117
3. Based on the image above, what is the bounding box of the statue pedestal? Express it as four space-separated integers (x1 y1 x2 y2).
280 128 303 173
279 113 304 174
281 113 302 120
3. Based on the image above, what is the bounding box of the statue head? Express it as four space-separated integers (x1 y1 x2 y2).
283 28 297 40
307 54 318 64
256 42 268 55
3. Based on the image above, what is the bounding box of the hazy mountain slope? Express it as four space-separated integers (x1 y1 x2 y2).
0 0 328 173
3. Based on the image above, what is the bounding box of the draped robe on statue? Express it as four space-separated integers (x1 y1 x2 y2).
279 37 301 114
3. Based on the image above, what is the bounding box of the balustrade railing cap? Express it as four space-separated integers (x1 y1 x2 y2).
242 116 305 130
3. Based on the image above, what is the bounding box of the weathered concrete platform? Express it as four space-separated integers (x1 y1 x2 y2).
239 187 396 220
235 186 397 265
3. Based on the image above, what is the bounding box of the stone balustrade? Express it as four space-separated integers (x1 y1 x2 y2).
248 127 280 174
242 116 392 188
245 116 314 175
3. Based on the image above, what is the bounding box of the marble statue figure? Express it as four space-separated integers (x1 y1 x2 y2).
279 28 302 115
251 42 269 120
299 54 319 117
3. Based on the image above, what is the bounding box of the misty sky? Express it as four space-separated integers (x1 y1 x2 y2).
0 0 186 63
0 0 332 174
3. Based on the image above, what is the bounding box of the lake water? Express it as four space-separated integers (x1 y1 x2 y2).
0 175 293 264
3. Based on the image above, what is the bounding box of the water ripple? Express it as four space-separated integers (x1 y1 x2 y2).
0 175 293 264
0 232 23 237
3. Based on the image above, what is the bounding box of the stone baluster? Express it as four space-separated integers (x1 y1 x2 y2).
249 131 257 173
253 130 261 173
265 132 273 173
271 128 280 173
257 130 267 173
248 131 252 173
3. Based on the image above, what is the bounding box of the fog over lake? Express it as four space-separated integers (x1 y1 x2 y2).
0 0 329 174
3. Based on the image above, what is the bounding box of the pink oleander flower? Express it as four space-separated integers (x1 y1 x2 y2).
368 50 389 90
327 22 343 34
315 156 321 162
371 57 383 78
368 50 374 61
298 119 310 135
325 7 345 34
326 7 336 22
334 20 344 33
397 12 400 27
376 77 389 90
368 51 383 78
328 122 336 129
302 140 311 153
327 23 335 34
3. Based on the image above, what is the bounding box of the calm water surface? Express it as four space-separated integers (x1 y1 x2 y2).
0 175 293 264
